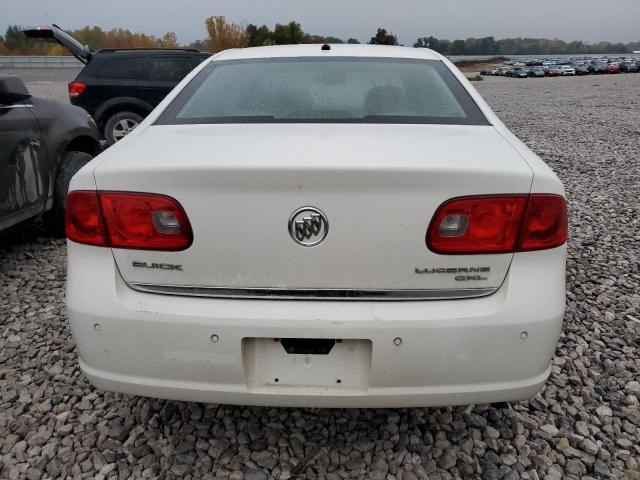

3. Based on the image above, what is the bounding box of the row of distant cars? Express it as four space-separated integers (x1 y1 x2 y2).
481 57 640 78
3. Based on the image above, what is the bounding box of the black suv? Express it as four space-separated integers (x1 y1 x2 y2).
24 25 210 145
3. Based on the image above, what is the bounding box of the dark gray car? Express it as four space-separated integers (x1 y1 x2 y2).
0 75 100 235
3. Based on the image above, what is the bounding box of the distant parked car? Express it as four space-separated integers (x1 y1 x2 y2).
574 65 590 75
548 67 562 77
620 62 639 73
528 67 545 78
23 25 211 145
606 63 620 74
591 63 608 74
560 66 576 76
515 68 530 78
0 75 99 234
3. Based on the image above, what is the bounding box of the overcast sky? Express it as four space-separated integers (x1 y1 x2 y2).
2 0 639 46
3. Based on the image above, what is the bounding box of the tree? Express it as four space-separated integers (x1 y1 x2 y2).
72 26 107 51
368 28 398 46
272 21 306 45
449 39 466 55
347 38 360 44
4 25 42 53
204 16 248 52
161 32 179 48
414 36 450 54
246 24 274 47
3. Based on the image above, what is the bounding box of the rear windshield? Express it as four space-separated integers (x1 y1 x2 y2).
156 57 489 125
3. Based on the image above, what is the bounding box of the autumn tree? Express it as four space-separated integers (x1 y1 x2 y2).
205 16 248 52
161 32 179 48
368 28 398 46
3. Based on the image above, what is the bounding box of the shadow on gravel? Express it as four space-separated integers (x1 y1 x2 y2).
0 220 49 250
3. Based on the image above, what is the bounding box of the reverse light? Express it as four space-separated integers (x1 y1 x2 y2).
427 194 567 254
65 191 192 251
68 82 87 99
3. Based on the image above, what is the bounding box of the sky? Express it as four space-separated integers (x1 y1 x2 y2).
2 0 639 46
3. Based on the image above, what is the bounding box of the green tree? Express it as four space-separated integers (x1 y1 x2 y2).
246 24 273 47
272 21 306 44
449 39 466 55
368 28 398 45
346 38 360 44
4 25 34 51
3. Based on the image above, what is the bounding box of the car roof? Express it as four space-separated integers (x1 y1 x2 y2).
212 44 440 61
93 49 208 57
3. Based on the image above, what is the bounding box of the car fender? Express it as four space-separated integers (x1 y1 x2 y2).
93 97 154 126
29 98 100 208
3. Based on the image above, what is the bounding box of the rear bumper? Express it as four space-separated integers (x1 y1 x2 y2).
67 243 565 408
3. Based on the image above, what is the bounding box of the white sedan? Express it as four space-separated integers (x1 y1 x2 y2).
65 44 567 408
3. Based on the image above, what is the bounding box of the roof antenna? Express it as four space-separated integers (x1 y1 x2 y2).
321 44 331 51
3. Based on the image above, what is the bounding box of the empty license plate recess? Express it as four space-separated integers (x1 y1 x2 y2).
242 338 372 392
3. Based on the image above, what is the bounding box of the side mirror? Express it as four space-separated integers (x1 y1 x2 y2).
0 76 32 104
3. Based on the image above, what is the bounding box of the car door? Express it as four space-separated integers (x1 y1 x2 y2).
0 100 48 230
137 56 196 107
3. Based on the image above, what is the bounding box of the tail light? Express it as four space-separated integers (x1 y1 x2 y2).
68 82 87 99
427 194 567 254
65 191 107 247
66 191 192 251
518 194 568 251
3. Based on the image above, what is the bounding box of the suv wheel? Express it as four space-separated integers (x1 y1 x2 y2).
43 151 93 237
104 111 144 145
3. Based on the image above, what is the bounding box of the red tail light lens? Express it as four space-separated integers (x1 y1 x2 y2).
428 195 528 254
66 191 192 251
66 191 108 246
427 194 567 254
99 192 192 250
518 194 568 251
68 82 86 99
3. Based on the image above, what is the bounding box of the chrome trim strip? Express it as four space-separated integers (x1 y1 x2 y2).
127 283 497 301
0 104 34 109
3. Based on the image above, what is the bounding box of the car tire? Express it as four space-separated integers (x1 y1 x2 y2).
42 151 93 237
104 111 144 146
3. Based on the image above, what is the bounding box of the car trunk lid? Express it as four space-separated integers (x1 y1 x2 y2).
94 123 533 299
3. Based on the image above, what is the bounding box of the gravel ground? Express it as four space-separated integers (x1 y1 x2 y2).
1 73 639 480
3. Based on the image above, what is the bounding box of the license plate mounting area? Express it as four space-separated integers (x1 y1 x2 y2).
242 338 372 393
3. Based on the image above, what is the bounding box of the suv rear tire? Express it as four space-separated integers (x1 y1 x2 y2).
43 151 94 237
104 111 144 145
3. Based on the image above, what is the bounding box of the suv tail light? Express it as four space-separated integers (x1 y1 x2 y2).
68 82 86 99
66 191 193 251
427 194 567 254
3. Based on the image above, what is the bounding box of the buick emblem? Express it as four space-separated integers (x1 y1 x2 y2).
288 207 329 247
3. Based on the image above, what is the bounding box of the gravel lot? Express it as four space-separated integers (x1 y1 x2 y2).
0 68 81 103
1 72 639 480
